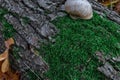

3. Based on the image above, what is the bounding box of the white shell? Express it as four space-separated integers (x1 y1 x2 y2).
65 0 93 19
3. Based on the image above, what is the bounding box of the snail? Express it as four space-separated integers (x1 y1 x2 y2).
65 0 93 19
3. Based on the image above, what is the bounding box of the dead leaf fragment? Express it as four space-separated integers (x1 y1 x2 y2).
5 38 14 49
0 50 8 61
11 72 20 80
97 0 119 6
1 58 9 73
0 38 20 80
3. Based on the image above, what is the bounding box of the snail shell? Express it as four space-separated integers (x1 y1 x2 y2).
65 0 93 19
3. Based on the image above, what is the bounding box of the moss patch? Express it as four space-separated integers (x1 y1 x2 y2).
41 13 120 80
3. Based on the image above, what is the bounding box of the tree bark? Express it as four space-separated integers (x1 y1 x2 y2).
0 0 63 79
0 0 67 79
0 0 120 80
0 24 5 53
0 23 49 80
88 0 120 24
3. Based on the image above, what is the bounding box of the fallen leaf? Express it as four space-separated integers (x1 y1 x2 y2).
5 38 14 49
11 71 20 80
1 58 9 73
0 50 8 61
0 38 20 80
0 72 7 80
97 0 119 6
0 70 20 80
2 68 20 80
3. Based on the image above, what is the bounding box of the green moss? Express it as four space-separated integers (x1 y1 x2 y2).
0 8 15 39
41 13 120 80
22 17 30 25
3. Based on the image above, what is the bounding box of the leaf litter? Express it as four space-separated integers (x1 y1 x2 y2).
0 38 20 80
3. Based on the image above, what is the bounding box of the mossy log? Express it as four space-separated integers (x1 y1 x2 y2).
0 0 120 80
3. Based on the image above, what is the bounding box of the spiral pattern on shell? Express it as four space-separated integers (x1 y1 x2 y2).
65 0 93 19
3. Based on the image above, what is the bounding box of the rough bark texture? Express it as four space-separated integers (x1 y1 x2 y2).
0 23 49 80
0 23 6 54
95 51 120 80
0 0 120 80
0 0 66 79
0 0 66 48
98 62 120 80
88 0 120 25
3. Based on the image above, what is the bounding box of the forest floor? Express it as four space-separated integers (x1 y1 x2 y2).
1 7 120 80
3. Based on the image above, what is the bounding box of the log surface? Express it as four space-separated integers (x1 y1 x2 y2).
0 0 120 80
88 0 120 24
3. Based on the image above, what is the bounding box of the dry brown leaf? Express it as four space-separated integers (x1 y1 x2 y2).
0 38 20 80
5 38 14 49
0 71 7 80
11 72 20 80
97 0 119 6
0 70 20 80
1 58 9 73
0 50 8 61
